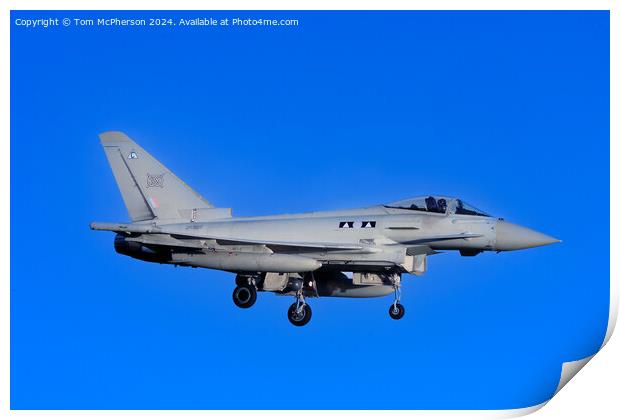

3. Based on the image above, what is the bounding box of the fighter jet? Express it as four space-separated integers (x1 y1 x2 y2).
91 131 560 326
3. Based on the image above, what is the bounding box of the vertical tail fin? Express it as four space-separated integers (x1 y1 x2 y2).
99 131 212 221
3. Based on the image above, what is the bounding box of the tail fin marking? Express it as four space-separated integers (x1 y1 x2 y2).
99 131 212 221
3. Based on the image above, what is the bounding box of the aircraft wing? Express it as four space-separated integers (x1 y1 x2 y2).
171 233 377 253
90 222 377 253
123 233 205 250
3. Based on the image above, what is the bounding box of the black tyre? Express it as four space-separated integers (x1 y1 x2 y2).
232 285 257 309
388 303 405 320
287 302 312 327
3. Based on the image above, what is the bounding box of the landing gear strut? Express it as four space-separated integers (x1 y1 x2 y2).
232 278 257 309
388 281 405 320
287 290 312 326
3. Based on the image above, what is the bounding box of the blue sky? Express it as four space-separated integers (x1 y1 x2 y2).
11 11 609 409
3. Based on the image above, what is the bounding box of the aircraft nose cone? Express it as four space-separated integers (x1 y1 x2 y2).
495 220 560 251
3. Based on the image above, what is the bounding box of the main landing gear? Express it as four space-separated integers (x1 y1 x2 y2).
287 289 312 327
232 277 257 309
231 272 404 324
388 281 405 320
232 274 313 326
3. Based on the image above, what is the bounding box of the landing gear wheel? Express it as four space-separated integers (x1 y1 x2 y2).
389 303 405 320
287 303 312 327
232 285 257 309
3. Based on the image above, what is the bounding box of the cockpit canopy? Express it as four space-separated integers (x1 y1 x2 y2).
385 196 491 217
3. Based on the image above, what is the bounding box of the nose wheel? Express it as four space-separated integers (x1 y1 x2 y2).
287 290 312 326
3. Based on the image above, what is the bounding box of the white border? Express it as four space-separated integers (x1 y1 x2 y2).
2 1 616 418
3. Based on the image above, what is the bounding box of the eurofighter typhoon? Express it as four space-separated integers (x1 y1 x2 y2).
91 132 560 326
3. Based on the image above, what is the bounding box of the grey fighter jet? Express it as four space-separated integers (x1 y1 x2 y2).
91 132 560 326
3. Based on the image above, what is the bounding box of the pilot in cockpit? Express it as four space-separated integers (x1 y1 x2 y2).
437 198 448 213
425 196 438 212
424 196 448 213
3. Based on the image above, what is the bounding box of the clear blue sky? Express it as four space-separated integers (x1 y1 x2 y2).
11 11 609 409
